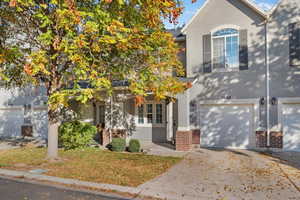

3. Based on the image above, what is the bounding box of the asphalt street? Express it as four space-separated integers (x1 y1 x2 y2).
0 177 131 200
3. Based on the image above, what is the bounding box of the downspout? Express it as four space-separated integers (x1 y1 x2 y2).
265 19 270 147
110 95 113 143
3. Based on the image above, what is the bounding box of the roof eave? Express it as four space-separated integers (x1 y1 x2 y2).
267 0 283 18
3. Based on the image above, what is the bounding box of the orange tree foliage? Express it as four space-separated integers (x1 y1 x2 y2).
0 0 194 122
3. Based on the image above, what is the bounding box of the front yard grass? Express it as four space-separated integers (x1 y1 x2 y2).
0 147 182 187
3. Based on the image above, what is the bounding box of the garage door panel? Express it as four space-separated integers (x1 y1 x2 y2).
200 104 252 149
0 109 24 138
283 104 300 151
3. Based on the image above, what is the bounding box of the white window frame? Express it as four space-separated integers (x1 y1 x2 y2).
211 25 240 72
135 101 165 127
98 104 106 125
24 104 32 125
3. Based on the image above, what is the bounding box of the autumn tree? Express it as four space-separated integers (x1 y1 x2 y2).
0 0 190 159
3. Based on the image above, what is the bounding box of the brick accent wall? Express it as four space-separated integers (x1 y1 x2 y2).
176 131 192 151
100 129 111 147
270 131 283 149
256 131 283 149
256 131 267 148
192 129 200 144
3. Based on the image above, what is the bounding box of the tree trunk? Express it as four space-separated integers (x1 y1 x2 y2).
47 120 59 160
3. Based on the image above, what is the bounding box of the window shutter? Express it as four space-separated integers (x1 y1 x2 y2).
203 34 212 73
239 29 248 70
289 22 300 66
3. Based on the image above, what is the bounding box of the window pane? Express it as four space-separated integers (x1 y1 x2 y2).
138 105 144 124
147 104 153 123
212 28 239 70
213 37 225 69
156 104 163 124
226 36 239 68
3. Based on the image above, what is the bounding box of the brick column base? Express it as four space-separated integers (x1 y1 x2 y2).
256 131 283 149
100 129 111 147
21 125 33 137
270 132 283 149
256 131 267 148
176 131 192 151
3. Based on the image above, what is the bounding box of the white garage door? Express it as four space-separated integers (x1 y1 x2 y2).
282 104 300 151
200 104 254 149
0 107 24 138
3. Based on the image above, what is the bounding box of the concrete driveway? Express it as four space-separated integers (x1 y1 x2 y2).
139 149 300 200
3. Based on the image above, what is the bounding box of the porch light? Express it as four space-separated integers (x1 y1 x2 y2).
260 97 265 106
271 97 277 105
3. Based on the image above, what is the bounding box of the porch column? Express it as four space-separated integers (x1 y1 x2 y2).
167 101 173 141
177 90 190 131
175 90 192 151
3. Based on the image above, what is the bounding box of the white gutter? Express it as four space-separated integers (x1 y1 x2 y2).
265 20 270 147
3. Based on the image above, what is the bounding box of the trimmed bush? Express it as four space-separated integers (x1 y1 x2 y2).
110 138 126 152
58 121 97 150
128 139 141 153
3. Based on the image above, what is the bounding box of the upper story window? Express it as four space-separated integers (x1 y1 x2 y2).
289 22 300 66
212 28 239 70
24 104 32 124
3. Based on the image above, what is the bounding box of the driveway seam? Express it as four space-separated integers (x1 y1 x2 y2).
275 162 300 193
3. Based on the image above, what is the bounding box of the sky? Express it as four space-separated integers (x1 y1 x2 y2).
164 0 279 29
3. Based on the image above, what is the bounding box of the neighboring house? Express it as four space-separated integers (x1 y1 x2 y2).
1 0 300 152
0 86 48 139
267 0 300 151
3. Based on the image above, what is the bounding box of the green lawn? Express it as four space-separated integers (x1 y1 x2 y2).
0 148 182 187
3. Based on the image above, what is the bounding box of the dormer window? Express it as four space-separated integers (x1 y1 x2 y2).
212 28 239 70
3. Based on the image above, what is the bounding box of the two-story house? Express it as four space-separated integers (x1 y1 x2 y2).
174 0 300 152
1 0 299 152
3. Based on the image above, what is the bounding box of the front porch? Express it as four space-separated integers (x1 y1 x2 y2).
76 92 198 151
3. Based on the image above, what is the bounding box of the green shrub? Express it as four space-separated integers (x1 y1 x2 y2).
128 139 141 153
58 121 97 150
110 138 126 152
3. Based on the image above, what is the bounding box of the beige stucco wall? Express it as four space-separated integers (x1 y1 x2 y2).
182 0 267 128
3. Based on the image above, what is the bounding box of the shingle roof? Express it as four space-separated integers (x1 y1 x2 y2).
167 27 186 41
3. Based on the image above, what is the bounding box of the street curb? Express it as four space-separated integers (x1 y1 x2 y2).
0 169 142 196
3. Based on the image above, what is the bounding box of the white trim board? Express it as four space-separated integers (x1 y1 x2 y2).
0 106 23 111
198 98 260 105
